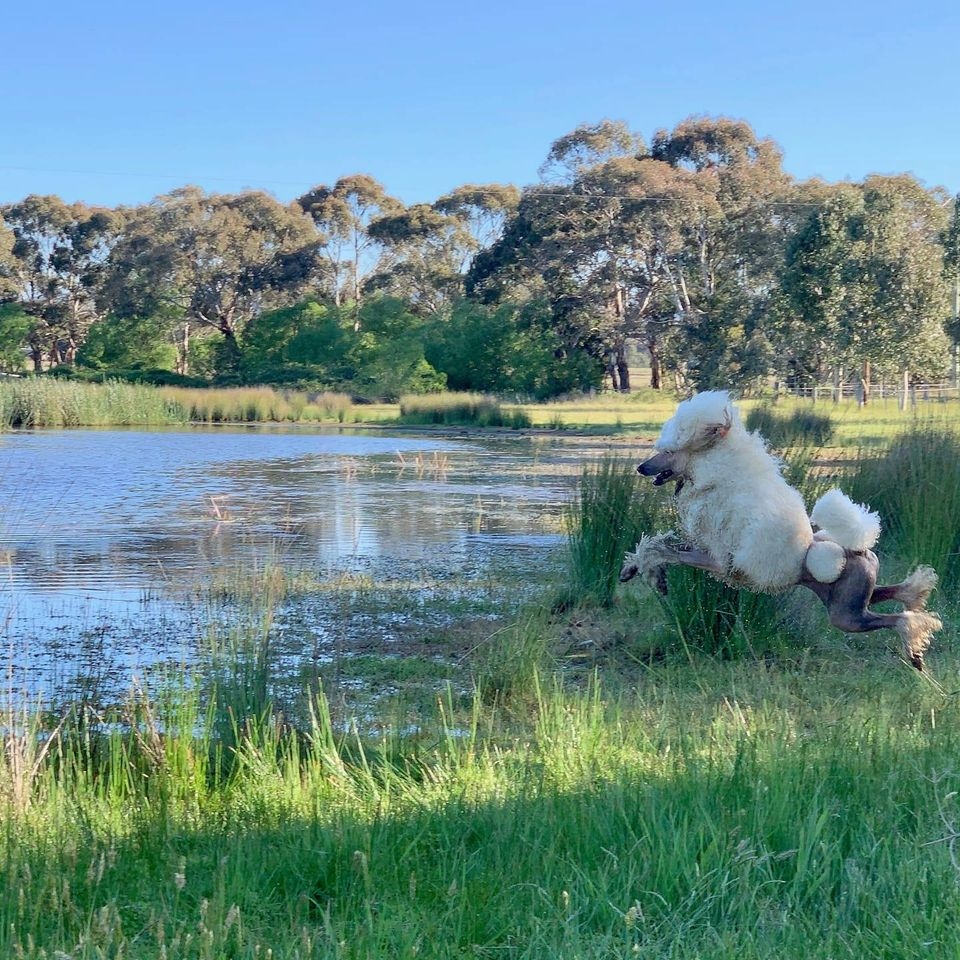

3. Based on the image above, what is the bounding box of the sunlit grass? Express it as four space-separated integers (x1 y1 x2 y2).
4 654 960 958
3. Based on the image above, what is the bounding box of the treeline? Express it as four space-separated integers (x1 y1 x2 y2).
1 116 959 399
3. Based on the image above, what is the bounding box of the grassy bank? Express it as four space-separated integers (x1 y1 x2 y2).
6 378 960 446
4 651 960 959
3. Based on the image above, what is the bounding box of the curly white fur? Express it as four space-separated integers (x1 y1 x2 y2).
649 392 879 590
810 488 880 551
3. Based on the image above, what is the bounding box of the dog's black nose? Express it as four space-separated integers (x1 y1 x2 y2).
637 460 656 476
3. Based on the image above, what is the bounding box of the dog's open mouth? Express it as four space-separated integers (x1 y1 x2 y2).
652 469 674 487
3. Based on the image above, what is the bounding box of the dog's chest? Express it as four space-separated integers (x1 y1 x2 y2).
675 482 727 548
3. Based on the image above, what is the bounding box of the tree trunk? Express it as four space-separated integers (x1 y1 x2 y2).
861 360 870 406
177 322 191 376
649 341 662 390
606 358 619 392
30 344 43 373
616 348 630 393
220 327 241 373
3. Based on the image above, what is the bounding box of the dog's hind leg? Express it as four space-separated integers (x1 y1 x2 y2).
820 554 942 670
869 566 938 611
829 606 942 672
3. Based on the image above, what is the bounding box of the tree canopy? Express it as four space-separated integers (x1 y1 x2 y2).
1 115 955 399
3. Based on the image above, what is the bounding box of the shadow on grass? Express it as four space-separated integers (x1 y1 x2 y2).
6 693 960 959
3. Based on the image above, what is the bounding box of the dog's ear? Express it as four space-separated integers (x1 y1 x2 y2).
700 407 732 445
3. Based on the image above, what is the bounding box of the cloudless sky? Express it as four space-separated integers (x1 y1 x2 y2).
3 0 958 208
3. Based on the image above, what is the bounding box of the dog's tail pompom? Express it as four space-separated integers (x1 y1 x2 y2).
810 488 881 551
805 540 846 583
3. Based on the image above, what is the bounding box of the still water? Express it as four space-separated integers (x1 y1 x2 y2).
1 426 636 696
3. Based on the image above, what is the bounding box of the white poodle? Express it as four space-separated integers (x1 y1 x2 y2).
619 391 941 669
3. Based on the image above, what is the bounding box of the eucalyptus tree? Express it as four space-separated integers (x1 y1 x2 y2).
432 183 520 254
469 121 655 390
646 117 795 388
365 184 521 313
0 220 17 301
365 203 468 313
852 175 950 395
2 195 119 369
774 177 950 397
103 187 321 373
538 119 645 183
771 188 864 387
296 175 403 311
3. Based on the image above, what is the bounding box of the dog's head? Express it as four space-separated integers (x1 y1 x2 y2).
637 391 736 486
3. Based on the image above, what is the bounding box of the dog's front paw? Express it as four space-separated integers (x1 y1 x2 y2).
644 565 669 596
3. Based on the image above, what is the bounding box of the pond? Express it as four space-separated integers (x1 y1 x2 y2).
0 425 641 700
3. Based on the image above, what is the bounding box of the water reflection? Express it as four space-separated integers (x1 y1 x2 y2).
0 425 634 695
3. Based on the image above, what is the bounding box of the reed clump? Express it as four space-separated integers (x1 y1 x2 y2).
848 422 960 579
564 456 664 607
0 378 356 427
0 377 186 427
398 392 532 428
160 386 355 423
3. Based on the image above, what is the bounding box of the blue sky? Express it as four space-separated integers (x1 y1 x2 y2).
3 0 958 207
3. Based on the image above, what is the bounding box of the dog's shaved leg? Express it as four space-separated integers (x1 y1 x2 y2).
621 536 726 595
827 606 941 671
672 544 727 576
804 551 942 670
869 566 938 611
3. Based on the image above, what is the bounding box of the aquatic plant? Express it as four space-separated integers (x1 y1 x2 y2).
398 392 531 428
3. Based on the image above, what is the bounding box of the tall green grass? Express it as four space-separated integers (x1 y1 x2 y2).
745 404 835 448
398 392 532 428
0 377 187 427
848 422 960 579
564 456 664 607
0 378 355 427
3 663 960 959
